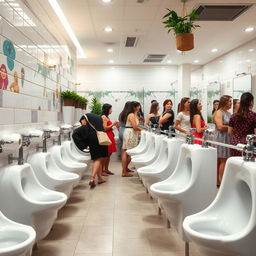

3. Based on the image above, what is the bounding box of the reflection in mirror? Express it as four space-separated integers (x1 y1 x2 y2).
233 74 252 99
207 82 221 123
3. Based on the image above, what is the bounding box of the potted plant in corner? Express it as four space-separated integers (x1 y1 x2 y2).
61 90 76 124
163 9 199 51
90 97 102 115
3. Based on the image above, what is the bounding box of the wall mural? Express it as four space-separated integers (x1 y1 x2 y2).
81 89 178 123
0 64 8 90
9 71 19 93
21 67 25 88
3 40 16 71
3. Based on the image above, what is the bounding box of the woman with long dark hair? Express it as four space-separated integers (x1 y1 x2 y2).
213 95 232 186
101 103 119 176
159 99 174 130
212 100 220 115
174 97 190 135
144 102 160 127
190 99 208 144
233 99 240 113
229 92 256 156
122 101 142 177
119 101 131 149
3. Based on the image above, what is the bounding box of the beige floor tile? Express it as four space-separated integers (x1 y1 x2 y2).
75 235 113 253
33 240 77 256
80 225 113 237
113 237 151 255
75 254 112 256
85 211 114 226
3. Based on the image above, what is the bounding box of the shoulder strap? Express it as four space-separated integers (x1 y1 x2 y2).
84 115 97 132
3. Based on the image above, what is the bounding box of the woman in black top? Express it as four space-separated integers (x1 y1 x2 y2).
159 99 175 131
145 102 160 127
72 113 108 188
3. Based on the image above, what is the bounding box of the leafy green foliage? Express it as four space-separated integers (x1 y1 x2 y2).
61 91 88 105
61 90 75 99
163 9 200 35
90 97 102 115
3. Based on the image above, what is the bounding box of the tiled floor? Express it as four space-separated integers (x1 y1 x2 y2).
33 156 201 256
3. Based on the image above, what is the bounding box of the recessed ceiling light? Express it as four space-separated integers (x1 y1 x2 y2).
211 48 218 52
104 26 113 32
109 60 114 63
107 48 113 53
167 60 172 63
245 27 254 32
249 48 254 52
102 0 111 2
193 60 199 63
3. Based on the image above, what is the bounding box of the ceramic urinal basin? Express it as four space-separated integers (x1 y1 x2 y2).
150 144 217 242
137 137 183 191
63 140 91 163
0 211 36 256
183 157 256 256
28 152 80 197
49 145 87 178
126 130 148 156
0 163 67 241
131 134 165 169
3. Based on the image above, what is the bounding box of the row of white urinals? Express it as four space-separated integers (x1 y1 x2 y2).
127 130 256 256
0 127 91 256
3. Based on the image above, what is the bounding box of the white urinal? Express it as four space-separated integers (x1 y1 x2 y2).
0 163 67 241
137 137 183 191
49 145 87 178
150 144 217 242
183 157 256 256
63 141 91 163
126 130 148 156
28 152 80 197
0 211 35 256
131 134 165 169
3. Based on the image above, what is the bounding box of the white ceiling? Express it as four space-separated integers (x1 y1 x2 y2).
33 0 256 66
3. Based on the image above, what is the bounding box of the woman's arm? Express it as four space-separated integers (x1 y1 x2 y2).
228 126 233 135
213 111 228 132
128 113 142 131
159 112 172 125
194 115 208 133
144 114 152 126
102 115 114 131
174 119 188 134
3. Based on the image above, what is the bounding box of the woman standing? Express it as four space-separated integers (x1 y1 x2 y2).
101 103 119 176
72 113 108 188
213 95 232 186
174 97 191 135
145 102 160 127
119 101 131 149
212 100 220 115
122 101 142 177
233 99 240 113
229 92 256 156
190 99 208 144
159 99 175 131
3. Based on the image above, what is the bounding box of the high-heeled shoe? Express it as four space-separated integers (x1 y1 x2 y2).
89 180 96 188
106 170 114 175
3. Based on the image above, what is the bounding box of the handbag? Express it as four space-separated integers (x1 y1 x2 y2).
84 115 112 146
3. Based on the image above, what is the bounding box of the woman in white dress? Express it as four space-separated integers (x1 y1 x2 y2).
122 101 142 177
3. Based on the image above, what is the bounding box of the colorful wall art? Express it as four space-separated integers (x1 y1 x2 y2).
9 71 19 93
0 64 8 90
3 40 16 71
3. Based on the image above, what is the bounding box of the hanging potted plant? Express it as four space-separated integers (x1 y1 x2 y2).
61 90 76 124
61 90 75 106
163 9 199 51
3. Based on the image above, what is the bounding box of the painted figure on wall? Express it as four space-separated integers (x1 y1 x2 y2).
0 64 8 90
9 71 19 93
21 67 25 87
3 40 16 71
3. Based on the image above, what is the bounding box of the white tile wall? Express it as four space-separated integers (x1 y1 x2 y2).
0 108 14 124
14 109 31 124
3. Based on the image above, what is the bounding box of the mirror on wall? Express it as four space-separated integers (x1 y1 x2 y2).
233 74 252 99
190 87 202 100
207 82 221 123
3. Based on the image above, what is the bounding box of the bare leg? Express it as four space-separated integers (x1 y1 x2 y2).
121 149 133 177
218 158 227 185
98 157 107 183
89 158 102 187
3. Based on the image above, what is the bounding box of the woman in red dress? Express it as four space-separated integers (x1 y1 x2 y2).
101 104 119 176
190 99 209 144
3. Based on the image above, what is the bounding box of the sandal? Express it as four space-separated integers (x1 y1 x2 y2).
89 180 96 188
102 171 109 176
106 170 114 175
122 173 133 177
98 179 106 184
127 169 134 173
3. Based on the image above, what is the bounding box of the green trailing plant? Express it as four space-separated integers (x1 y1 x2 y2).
90 97 102 115
163 9 199 35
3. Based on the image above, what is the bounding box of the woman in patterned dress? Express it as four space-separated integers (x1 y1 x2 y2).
229 92 256 156
122 101 142 177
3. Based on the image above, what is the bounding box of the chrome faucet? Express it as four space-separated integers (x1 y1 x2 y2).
243 135 256 162
187 128 196 145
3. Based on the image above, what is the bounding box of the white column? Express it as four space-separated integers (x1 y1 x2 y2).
178 64 191 100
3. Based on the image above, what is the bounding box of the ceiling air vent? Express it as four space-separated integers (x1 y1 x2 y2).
195 5 252 21
125 36 138 47
143 54 166 63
